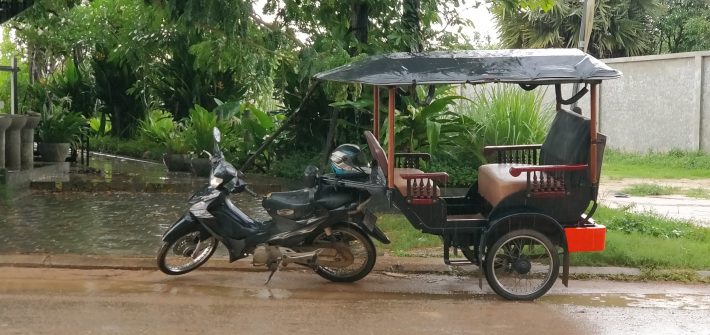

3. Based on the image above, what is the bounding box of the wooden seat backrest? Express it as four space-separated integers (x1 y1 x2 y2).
364 131 389 178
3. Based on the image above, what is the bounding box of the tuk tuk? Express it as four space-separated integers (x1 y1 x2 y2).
313 48 621 300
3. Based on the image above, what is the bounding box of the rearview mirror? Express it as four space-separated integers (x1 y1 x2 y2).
213 127 221 143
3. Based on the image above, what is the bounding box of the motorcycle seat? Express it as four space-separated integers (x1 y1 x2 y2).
262 189 314 219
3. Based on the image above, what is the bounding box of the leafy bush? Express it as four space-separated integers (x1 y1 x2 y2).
430 157 479 187
89 114 112 137
269 150 321 180
139 110 176 143
38 97 87 144
91 136 165 161
388 91 471 155
184 105 219 156
137 109 191 154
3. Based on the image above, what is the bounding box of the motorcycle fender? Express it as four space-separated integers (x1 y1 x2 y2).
359 211 390 244
162 213 204 242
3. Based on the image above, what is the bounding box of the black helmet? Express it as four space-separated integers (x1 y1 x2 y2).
329 144 368 176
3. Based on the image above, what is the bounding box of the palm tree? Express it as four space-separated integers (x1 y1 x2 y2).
492 0 660 58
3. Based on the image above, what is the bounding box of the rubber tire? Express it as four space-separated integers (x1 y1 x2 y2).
313 225 377 283
157 232 218 275
484 229 559 300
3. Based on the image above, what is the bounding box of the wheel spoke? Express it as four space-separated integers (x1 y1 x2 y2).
313 227 375 282
161 232 217 273
488 231 557 300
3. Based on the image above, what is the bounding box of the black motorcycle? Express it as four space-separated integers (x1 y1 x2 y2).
157 128 389 283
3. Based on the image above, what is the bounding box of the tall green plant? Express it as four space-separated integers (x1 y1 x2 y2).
468 85 553 147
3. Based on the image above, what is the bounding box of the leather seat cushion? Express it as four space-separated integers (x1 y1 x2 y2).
392 168 441 198
478 164 534 207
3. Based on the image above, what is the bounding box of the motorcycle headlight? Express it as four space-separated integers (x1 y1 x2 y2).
210 176 223 187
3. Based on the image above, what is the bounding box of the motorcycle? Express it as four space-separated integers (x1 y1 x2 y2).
157 127 389 283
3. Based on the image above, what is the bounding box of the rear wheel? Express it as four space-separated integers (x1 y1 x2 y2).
311 225 376 283
157 231 218 275
484 229 559 300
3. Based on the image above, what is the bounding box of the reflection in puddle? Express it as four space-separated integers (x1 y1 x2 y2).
543 293 710 310
0 191 267 256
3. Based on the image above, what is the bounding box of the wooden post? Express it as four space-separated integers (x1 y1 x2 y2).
590 84 598 184
373 86 380 139
387 86 396 189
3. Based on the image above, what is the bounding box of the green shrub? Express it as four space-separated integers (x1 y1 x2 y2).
89 114 112 137
38 97 87 144
184 104 218 156
430 157 478 187
269 150 321 180
91 136 165 161
139 110 176 144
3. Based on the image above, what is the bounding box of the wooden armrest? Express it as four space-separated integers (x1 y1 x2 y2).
509 164 587 177
400 172 449 184
483 144 541 156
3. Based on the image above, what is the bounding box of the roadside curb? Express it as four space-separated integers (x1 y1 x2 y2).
2 253 707 279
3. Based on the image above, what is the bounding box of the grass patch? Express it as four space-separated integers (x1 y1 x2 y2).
685 188 710 199
375 214 441 256
376 206 710 270
621 184 681 196
621 183 710 199
573 206 710 269
603 150 710 179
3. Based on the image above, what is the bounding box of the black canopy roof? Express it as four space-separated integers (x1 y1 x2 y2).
314 49 621 86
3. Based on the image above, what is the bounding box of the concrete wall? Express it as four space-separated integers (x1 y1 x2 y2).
464 52 709 153
703 56 710 153
601 52 710 153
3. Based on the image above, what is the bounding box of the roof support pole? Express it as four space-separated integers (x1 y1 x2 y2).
387 86 396 189
373 86 380 139
590 84 598 184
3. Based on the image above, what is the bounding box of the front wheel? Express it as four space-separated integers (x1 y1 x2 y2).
157 231 218 275
310 225 376 283
484 229 559 300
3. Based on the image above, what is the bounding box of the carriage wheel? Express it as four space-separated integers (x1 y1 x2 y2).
484 229 559 300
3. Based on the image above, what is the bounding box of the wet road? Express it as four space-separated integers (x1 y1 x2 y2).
1 268 708 335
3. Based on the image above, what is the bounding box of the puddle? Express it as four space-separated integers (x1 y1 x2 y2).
542 293 710 310
0 191 268 256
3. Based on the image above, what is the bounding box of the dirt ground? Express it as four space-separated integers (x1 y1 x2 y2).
1 267 708 335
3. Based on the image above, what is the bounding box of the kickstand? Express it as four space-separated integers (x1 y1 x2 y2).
265 258 282 285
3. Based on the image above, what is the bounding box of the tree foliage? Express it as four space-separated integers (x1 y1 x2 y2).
654 0 710 53
493 0 661 58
